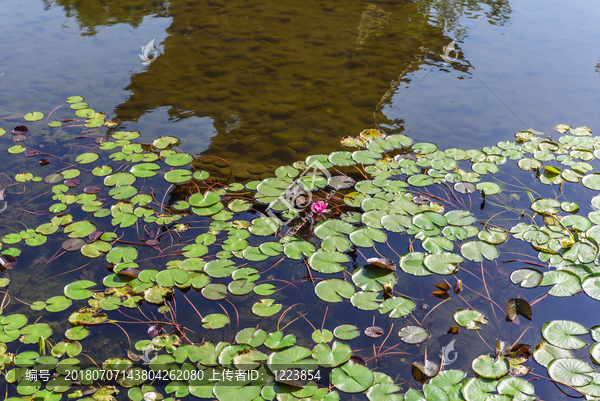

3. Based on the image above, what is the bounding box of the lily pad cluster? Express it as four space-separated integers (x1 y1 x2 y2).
4 98 600 400
531 320 600 398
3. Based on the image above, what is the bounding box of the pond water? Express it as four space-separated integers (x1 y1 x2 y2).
2 0 599 176
1 0 600 400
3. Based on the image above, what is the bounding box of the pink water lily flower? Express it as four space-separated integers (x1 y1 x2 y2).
311 201 328 214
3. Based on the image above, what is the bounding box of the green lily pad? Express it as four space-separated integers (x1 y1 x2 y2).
308 251 349 273
413 142 438 154
153 136 179 149
314 219 354 239
547 357 594 387
252 299 282 317
444 210 476 226
582 173 600 190
350 291 383 311
81 240 112 258
453 309 488 330
66 326 91 343
267 344 315 372
104 172 136 187
461 378 497 401
423 253 463 275
189 191 220 209
20 323 52 344
130 163 161 178
201 283 228 300
0 314 28 331
311 329 334 344
398 325 430 344
454 182 477 194
106 246 138 264
264 331 296 350
64 221 97 238
378 296 415 318
353 150 382 164
283 240 315 259
582 273 600 300
201 314 229 329
64 280 96 300
66 95 84 103
478 228 509 245
422 237 454 253
542 320 588 350
400 252 432 276
165 153 193 166
213 380 260 401
24 111 44 121
45 296 72 312
407 174 434 187
314 279 355 302
539 270 581 297
413 211 447 230
352 265 396 292
476 182 502 195
155 269 190 287
321 235 352 252
235 328 268 347
248 217 280 236
472 354 509 379
381 214 411 233
591 344 600 365
312 341 351 368
518 158 542 171
329 151 357 166
75 152 100 165
333 325 360 341
510 268 543 288
460 240 498 262
109 185 138 199
164 169 193 183
93 165 113 177
349 227 386 247
533 341 573 368
204 259 237 278
228 199 251 213
330 361 374 393
254 284 276 296
366 383 403 401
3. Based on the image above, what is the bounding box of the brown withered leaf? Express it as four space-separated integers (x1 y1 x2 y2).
148 324 163 338
509 365 533 377
432 283 450 298
411 360 440 384
127 350 142 361
496 339 511 358
116 268 140 278
0 254 17 270
508 355 532 377
366 257 397 271
364 326 384 338
446 326 460 335
506 298 532 324
510 344 532 359
350 355 366 366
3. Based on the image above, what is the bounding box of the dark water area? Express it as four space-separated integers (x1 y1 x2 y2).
1 0 600 400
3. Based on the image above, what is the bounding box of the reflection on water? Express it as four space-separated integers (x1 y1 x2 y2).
38 0 511 181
